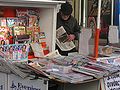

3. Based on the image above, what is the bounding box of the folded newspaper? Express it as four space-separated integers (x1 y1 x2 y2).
49 71 93 83
72 60 120 78
56 26 75 51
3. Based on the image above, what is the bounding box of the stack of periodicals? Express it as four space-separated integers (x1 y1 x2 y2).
49 71 93 83
44 52 120 79
52 53 90 66
72 60 120 78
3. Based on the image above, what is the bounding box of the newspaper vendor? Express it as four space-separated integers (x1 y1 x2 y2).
56 2 80 56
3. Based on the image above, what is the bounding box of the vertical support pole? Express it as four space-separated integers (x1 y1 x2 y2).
94 0 102 58
111 0 114 25
79 0 81 25
83 0 86 27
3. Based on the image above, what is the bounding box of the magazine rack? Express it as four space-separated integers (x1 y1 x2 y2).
0 0 64 52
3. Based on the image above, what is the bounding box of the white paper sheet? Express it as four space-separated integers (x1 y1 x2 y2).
108 25 119 43
79 28 92 55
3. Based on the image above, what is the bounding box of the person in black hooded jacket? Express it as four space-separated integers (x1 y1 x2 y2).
56 2 80 56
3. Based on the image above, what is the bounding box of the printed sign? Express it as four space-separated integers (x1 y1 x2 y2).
104 72 120 90
98 57 120 90
8 74 48 90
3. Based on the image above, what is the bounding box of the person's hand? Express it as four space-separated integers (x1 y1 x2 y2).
67 34 75 41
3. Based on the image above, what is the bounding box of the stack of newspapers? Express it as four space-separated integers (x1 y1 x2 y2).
49 71 93 83
72 60 120 78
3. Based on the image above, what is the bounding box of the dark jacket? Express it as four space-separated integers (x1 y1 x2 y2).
57 12 80 40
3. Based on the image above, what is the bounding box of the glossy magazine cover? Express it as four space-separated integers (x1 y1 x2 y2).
0 44 29 62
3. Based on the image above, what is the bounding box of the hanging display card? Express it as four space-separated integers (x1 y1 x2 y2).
108 25 119 43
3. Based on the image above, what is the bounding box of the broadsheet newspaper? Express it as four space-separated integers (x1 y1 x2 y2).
56 26 75 51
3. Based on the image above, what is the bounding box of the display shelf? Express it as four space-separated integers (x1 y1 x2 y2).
0 1 65 90
0 0 64 52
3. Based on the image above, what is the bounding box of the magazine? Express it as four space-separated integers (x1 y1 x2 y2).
56 26 75 51
30 42 44 57
6 18 18 27
0 18 6 27
72 60 120 78
0 59 28 78
14 26 26 35
0 44 29 62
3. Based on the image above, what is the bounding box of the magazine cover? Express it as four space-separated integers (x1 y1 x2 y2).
16 8 29 26
17 16 29 26
26 27 33 35
16 8 28 17
0 44 29 62
28 8 40 27
30 42 44 57
14 26 26 35
0 18 7 27
39 32 47 48
28 15 38 27
0 26 9 40
6 18 18 27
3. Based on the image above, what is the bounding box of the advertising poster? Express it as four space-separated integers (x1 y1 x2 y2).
88 0 111 40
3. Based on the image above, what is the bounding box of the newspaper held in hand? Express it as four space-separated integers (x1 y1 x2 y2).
56 26 75 51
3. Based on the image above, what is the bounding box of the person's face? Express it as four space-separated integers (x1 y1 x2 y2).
61 12 70 21
1 40 5 45
0 47 3 51
9 46 13 52
22 45 26 52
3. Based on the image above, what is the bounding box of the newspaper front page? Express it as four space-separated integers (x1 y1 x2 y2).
56 26 75 51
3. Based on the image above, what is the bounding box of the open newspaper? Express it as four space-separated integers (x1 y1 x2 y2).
56 26 75 51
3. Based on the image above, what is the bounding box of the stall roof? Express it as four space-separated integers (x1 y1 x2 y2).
0 0 65 4
0 0 65 7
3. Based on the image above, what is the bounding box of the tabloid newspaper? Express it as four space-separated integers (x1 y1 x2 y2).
56 26 75 51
